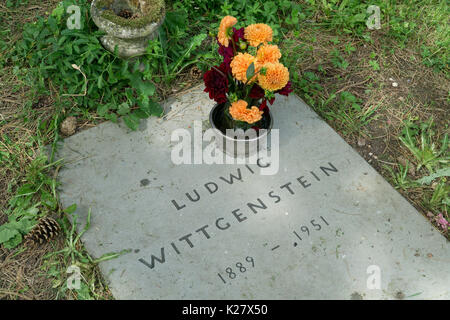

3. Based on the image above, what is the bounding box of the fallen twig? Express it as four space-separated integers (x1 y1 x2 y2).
61 64 88 97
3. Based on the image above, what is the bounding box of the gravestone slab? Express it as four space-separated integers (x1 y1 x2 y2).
55 86 450 300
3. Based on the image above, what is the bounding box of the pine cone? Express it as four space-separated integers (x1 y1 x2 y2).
60 116 77 136
190 66 202 79
25 217 61 246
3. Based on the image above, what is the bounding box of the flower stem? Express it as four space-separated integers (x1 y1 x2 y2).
231 37 237 56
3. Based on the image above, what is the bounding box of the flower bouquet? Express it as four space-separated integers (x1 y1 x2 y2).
204 16 293 135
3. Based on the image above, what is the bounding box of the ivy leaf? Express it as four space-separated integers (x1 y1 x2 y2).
0 226 20 245
129 74 155 96
117 102 130 116
97 103 109 117
138 98 163 116
4 233 22 249
123 114 140 131
106 113 118 123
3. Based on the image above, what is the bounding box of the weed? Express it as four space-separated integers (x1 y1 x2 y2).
323 91 379 136
399 119 449 173
5 0 30 8
425 178 449 211
384 162 416 191
43 207 128 299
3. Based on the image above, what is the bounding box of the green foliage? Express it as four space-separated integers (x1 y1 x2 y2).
295 71 323 107
384 162 416 191
44 208 130 299
416 168 450 185
0 154 60 248
146 10 209 84
368 59 380 71
11 0 163 130
0 205 37 249
399 119 449 173
5 0 29 8
425 178 449 211
330 49 349 70
169 0 302 36
319 91 378 136
398 118 449 214
295 0 449 74
421 45 449 74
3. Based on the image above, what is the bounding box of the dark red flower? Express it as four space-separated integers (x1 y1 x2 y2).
217 38 234 72
266 81 292 105
276 81 293 96
232 27 245 43
259 99 268 111
203 63 229 104
218 41 234 60
249 84 265 100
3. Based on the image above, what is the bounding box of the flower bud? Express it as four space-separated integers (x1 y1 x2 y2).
239 41 247 50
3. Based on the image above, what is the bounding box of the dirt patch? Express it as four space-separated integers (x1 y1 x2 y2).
0 237 64 300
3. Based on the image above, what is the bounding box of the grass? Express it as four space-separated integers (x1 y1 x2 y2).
281 0 449 234
0 0 115 300
0 0 449 299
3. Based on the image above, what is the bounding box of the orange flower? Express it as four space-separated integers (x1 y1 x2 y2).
229 100 263 124
218 16 237 47
258 62 289 92
244 23 273 47
256 44 281 66
230 53 259 82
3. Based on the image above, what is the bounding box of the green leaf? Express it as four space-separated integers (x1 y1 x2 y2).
169 33 206 74
129 74 155 96
106 113 118 123
64 203 77 214
138 99 163 116
98 52 108 64
64 44 73 55
75 282 93 300
0 226 19 244
123 114 140 131
138 81 156 96
117 102 130 116
41 190 57 209
97 74 103 89
97 103 109 116
133 110 150 119
4 233 22 249
246 62 255 81
16 184 35 197
416 168 450 185
369 60 380 71
132 60 140 73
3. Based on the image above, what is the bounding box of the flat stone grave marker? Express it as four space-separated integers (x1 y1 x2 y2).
55 86 449 299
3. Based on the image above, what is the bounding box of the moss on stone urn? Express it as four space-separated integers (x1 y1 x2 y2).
91 0 165 58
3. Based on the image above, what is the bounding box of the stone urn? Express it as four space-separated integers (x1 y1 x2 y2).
91 0 165 59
